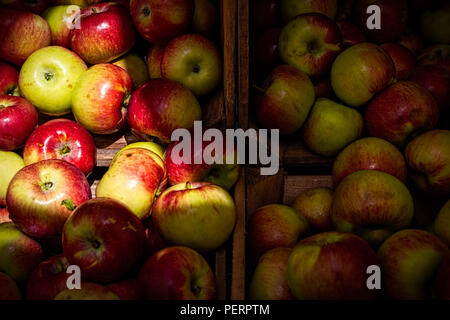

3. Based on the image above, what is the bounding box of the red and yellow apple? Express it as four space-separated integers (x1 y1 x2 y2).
43 4 80 48
0 151 24 206
0 62 19 96
112 53 150 89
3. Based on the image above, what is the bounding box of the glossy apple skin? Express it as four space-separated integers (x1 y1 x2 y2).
113 53 149 89
278 13 342 78
26 255 70 300
96 148 166 220
127 79 202 144
253 0 280 33
292 187 333 232
398 33 424 56
248 247 294 300
435 256 450 300
130 0 193 45
287 232 378 300
331 43 395 107
254 28 282 73
0 272 22 300
331 170 414 246
107 279 140 300
138 246 216 300
72 63 132 135
146 45 165 79
43 5 80 48
434 200 450 247
6 159 92 239
280 0 337 22
381 43 415 80
404 130 450 197
0 222 45 283
365 81 439 147
420 3 450 44
248 204 309 262
113 141 165 163
337 20 366 49
0 208 11 223
0 8 51 66
256 65 315 135
417 45 450 73
70 2 135 64
332 137 407 186
0 151 24 206
0 62 19 96
378 229 449 300
192 0 217 36
54 282 120 300
0 96 38 151
24 119 96 176
63 198 146 283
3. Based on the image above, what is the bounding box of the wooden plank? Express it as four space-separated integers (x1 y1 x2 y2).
282 139 333 167
282 175 333 205
215 246 227 300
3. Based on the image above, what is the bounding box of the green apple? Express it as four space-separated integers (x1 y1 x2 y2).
112 142 165 163
0 151 24 206
112 53 150 89
434 200 450 247
43 5 81 48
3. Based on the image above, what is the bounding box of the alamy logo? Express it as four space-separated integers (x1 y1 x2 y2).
366 5 381 30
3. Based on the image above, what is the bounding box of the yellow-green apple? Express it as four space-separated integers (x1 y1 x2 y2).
96 148 166 219
43 5 80 48
19 46 87 116
301 98 363 157
0 272 21 300
330 43 395 107
130 0 193 45
0 62 19 96
354 0 408 43
378 229 449 300
253 0 281 34
287 232 378 300
331 170 414 246
6 159 91 239
112 141 165 162
0 208 11 223
161 34 222 96
420 3 450 44
0 151 24 205
127 79 202 143
0 8 51 66
404 130 450 196
398 33 424 56
255 65 315 135
153 182 236 251
72 63 132 134
62 198 146 283
248 247 294 300
0 96 38 151
23 119 96 176
337 20 366 49
3 0 50 14
280 0 337 22
417 45 450 73
26 254 70 300
291 187 333 232
0 222 44 282
138 246 216 300
365 81 439 146
278 13 341 78
434 200 450 247
332 137 407 186
54 282 120 300
435 256 450 299
113 53 150 89
107 279 140 300
381 43 415 80
70 3 135 64
144 219 167 257
254 28 282 74
248 204 309 262
191 0 217 36
146 45 164 79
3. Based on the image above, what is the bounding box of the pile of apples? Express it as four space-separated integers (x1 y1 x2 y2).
0 0 240 300
248 0 450 300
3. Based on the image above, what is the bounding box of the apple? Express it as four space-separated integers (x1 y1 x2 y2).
26 255 70 300
72 63 132 135
417 45 450 73
247 204 309 262
255 65 315 135
51 0 101 7
127 79 202 144
248 247 294 300
6 159 91 239
378 229 449 300
253 0 280 34
435 256 450 300
43 4 81 48
54 283 120 300
381 43 415 80
280 0 337 22
138 246 216 300
191 0 217 36
112 53 150 89
23 119 96 176
337 20 366 49
130 0 193 45
336 0 356 20
354 0 408 43
0 95 38 151
0 62 19 96
420 3 450 44
63 198 146 283
330 43 395 107
365 81 439 147
161 34 222 96
313 77 334 99
146 45 164 79
0 272 21 300
398 33 424 56
291 187 333 232
332 137 408 186
434 200 450 247
278 13 341 78
0 208 11 224
0 151 24 205
404 130 450 196
302 98 363 157
144 219 167 257
19 46 87 116
287 232 378 300
113 141 165 162
107 279 140 300
0 222 44 283
254 28 282 73
0 8 51 66
96 148 166 220
153 182 236 251
331 170 414 246
3 0 50 14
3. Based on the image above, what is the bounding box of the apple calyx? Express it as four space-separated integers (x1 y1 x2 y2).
142 6 150 17
185 181 192 190
191 282 201 296
40 181 54 192
59 144 72 156
61 199 77 211
44 72 54 81
192 64 201 74
6 86 19 96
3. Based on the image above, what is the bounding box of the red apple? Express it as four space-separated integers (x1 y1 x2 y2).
398 33 424 56
23 119 96 176
69 2 135 64
0 208 11 223
138 246 216 300
280 0 338 22
435 256 450 300
146 45 164 79
54 282 120 300
0 272 21 300
0 95 38 151
191 0 217 36
254 28 282 73
337 20 366 49
381 43 415 80
144 219 167 257
4 0 50 14
0 62 19 96
365 81 439 146
253 0 281 34
417 45 450 73
313 77 334 98
107 279 140 300
6 159 91 239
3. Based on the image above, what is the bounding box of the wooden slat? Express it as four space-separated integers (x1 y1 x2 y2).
282 175 333 205
282 140 333 167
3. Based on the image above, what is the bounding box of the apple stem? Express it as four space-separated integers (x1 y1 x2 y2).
186 182 192 189
61 199 77 211
122 93 131 108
